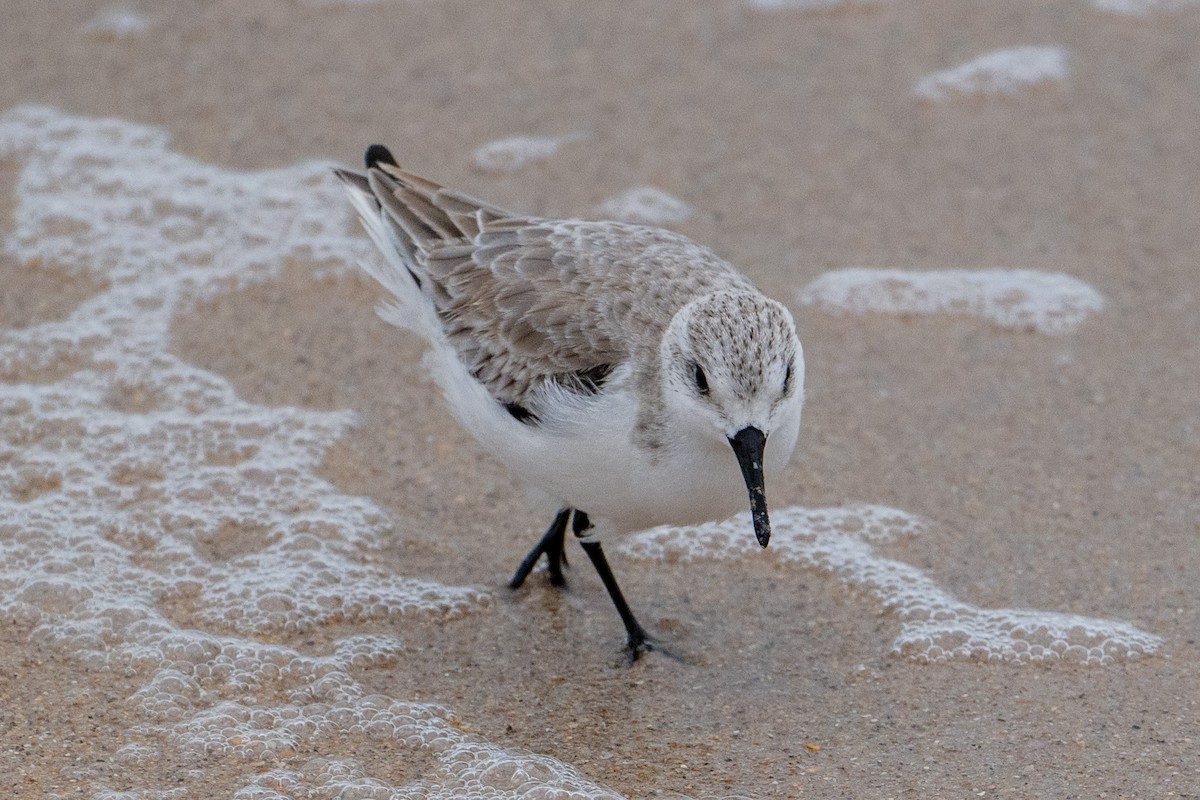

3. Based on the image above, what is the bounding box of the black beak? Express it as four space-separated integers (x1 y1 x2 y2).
728 426 771 548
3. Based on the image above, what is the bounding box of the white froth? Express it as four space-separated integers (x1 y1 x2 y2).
748 0 890 9
620 505 1161 665
797 268 1106 333
471 132 586 173
0 106 623 800
1092 0 1200 13
299 0 387 5
914 46 1069 101
592 187 694 225
85 7 149 36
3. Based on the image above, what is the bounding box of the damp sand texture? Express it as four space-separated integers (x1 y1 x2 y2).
3 2 1200 798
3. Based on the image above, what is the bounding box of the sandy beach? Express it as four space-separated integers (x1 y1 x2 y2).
3 1 1199 797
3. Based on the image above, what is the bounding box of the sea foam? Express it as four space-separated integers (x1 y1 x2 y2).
84 7 149 36
0 105 1159 799
1092 0 1200 13
797 268 1106 333
592 187 695 225
471 132 587 173
0 106 624 799
748 0 890 9
619 505 1161 665
914 46 1069 101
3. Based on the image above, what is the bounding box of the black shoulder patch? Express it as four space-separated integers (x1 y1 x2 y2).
365 144 398 169
504 402 538 425
570 364 613 395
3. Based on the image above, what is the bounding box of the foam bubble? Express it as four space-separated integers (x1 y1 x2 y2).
300 0 387 5
748 0 890 9
796 268 1106 333
592 187 694 225
619 505 1161 665
1092 0 1200 13
1 106 624 800
471 133 586 173
84 7 149 36
914 46 1069 102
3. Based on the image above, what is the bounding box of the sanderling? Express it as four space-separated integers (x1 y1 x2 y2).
336 146 805 658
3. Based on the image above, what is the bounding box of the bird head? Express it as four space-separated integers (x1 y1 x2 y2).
660 290 805 547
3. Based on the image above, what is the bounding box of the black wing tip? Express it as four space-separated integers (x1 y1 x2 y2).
504 402 538 425
365 144 398 169
332 166 370 194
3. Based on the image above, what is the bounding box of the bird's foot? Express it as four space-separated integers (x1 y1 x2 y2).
624 629 683 665
510 509 571 589
509 554 568 589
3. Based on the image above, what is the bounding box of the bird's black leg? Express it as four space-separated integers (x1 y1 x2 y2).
574 511 660 661
509 508 571 589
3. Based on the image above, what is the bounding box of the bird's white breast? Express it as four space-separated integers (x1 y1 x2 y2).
436 357 799 540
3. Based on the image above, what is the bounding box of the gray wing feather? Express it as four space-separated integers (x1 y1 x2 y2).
339 161 753 406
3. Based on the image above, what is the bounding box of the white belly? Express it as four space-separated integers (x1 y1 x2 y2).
562 441 751 535
432 352 798 540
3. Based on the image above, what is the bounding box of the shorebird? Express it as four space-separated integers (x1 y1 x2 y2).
336 146 804 659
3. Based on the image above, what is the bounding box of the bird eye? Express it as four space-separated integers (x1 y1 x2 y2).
783 362 794 394
692 362 710 396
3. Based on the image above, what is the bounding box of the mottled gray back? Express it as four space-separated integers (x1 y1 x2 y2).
351 162 755 405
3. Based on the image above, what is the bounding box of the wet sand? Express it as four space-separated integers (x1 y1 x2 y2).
3 1 1199 797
